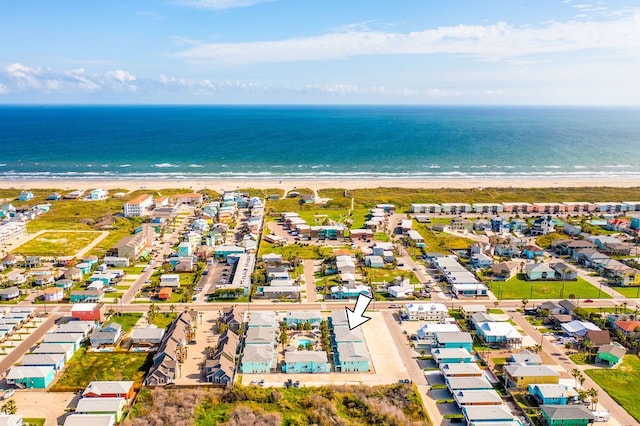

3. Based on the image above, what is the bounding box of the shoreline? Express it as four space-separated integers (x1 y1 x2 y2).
1 177 640 192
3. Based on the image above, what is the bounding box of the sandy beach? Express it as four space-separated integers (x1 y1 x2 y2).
1 177 640 193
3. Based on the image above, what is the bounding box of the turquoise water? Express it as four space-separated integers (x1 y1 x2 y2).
1 105 639 181
297 338 312 346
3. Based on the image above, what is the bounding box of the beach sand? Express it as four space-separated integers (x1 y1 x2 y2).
1 177 640 193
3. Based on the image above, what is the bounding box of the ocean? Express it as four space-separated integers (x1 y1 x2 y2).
0 105 639 182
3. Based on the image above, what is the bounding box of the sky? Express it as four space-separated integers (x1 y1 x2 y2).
1 0 639 104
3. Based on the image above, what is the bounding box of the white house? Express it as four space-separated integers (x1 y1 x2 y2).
159 274 180 288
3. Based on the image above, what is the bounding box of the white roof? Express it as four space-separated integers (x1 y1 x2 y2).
476 322 522 339
417 323 460 337
71 303 99 312
76 397 126 413
64 414 115 426
7 365 54 379
562 320 601 335
83 381 134 397
405 303 448 314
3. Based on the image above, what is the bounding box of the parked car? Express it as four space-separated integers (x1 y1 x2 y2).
3 389 14 399
389 303 401 308
584 299 594 303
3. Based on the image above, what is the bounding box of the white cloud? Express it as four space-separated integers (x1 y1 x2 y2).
173 9 640 65
175 0 273 10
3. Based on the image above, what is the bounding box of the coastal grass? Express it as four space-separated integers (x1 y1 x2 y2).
23 419 46 426
150 313 177 330
318 186 640 212
365 267 420 284
413 222 474 252
191 384 428 426
584 355 640 422
51 347 151 391
258 240 331 260
14 230 102 256
489 275 611 300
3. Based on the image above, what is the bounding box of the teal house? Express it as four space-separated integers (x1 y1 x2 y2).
214 245 245 260
595 343 626 366
434 332 473 351
334 342 370 372
540 405 594 426
70 290 102 303
177 242 192 258
284 311 322 328
528 384 577 405
240 345 276 374
283 351 330 373
7 365 55 389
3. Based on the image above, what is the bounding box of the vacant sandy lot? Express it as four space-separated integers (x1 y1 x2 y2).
12 390 78 426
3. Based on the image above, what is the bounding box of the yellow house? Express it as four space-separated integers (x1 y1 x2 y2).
503 365 559 389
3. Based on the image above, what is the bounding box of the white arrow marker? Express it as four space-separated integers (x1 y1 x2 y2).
345 293 373 330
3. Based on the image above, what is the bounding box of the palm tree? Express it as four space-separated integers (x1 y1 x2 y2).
532 344 542 354
578 374 586 390
587 388 598 410
521 299 528 311
571 368 581 389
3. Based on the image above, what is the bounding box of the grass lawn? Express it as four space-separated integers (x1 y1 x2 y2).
150 313 177 330
23 419 46 426
51 346 152 392
610 286 640 298
584 355 640 422
489 275 611 300
102 292 125 299
364 267 420 284
106 313 143 332
258 240 330 260
14 230 102 256
413 222 473 253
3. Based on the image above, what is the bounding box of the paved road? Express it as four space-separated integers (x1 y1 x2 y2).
0 311 62 376
303 259 317 303
510 311 638 426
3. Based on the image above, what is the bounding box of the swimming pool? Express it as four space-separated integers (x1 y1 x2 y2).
297 338 312 346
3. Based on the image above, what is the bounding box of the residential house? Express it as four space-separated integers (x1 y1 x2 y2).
334 341 370 372
449 217 473 232
75 398 126 423
462 406 515 425
18 191 33 201
549 262 578 280
90 323 123 349
431 348 473 365
31 343 75 362
131 326 165 347
459 305 487 320
63 267 83 281
402 303 448 321
440 363 483 378
503 364 560 388
283 351 331 373
159 274 180 288
41 333 84 351
434 332 473 352
470 253 493 269
220 307 243 334
584 330 611 350
124 194 154 218
248 311 277 328
508 350 542 365
525 263 556 280
71 303 104 321
453 389 503 407
82 381 135 402
6 365 55 389
19 353 65 371
63 414 115 426
613 320 640 337
55 279 74 290
522 245 545 260
364 255 385 268
442 204 472 214
204 351 235 385
595 343 626 366
475 322 523 347
561 320 600 338
446 376 493 393
491 261 519 281
411 204 441 214
540 405 594 426
558 299 578 316
528 384 577 405
70 290 102 303
0 287 20 301
415 323 461 348
531 215 556 236
284 311 322 329
53 321 95 338
240 344 277 373
89 189 108 200
43 287 64 302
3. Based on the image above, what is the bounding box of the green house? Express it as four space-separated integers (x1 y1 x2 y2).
541 405 594 426
595 343 626 366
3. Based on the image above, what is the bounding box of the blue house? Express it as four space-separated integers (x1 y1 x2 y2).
334 341 370 372
177 242 192 258
528 384 577 405
522 245 545 260
632 217 640 230
510 218 528 233
434 332 473 352
470 253 493 269
240 345 276 373
330 285 371 299
18 191 34 201
283 351 330 373
491 217 510 233
284 311 322 328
